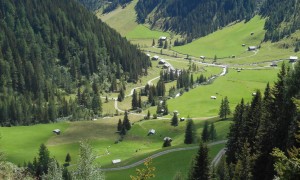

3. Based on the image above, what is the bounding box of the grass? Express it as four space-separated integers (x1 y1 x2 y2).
167 68 279 118
126 25 170 40
105 142 226 180
0 116 231 168
172 16 266 59
98 0 138 36
0 122 69 164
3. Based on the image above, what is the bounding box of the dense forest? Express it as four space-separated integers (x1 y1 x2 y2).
135 0 300 44
219 63 300 179
261 0 300 42
77 0 133 13
76 0 105 11
135 0 256 42
0 0 150 126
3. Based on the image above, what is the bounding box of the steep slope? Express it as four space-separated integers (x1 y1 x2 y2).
0 0 150 126
135 0 256 41
261 0 300 43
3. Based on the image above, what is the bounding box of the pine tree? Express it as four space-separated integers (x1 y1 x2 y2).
123 111 131 130
171 113 178 126
202 121 209 142
219 98 225 119
117 119 123 132
223 96 231 119
188 143 210 180
184 119 196 144
65 153 71 164
132 89 138 110
209 123 217 141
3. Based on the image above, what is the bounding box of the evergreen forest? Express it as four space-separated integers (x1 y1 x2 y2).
0 0 150 126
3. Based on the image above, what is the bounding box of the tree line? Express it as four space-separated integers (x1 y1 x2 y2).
135 0 256 42
219 63 300 179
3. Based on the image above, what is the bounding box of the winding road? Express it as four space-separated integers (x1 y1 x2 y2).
101 140 227 171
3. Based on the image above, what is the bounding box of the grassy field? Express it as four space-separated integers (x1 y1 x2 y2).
0 122 69 164
172 16 266 59
105 142 225 180
98 0 138 36
167 68 279 118
0 116 230 167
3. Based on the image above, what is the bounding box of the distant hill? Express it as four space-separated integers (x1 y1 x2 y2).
135 0 256 42
76 0 105 11
77 0 133 13
134 0 300 44
0 0 150 125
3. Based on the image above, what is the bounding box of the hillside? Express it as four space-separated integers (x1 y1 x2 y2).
135 0 256 41
0 0 150 126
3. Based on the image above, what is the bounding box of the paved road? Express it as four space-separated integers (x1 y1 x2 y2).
100 140 227 171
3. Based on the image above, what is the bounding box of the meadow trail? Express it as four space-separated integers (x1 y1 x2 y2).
100 140 227 171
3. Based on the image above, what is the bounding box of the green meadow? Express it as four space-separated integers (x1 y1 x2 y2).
105 142 226 180
167 68 279 118
172 16 265 58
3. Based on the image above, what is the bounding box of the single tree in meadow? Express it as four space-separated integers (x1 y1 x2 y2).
171 113 179 126
123 111 131 130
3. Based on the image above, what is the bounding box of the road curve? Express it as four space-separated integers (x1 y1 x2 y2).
100 140 227 171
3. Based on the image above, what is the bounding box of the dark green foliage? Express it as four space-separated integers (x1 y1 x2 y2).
156 79 166 97
260 0 300 42
117 119 123 131
209 123 217 141
163 137 172 147
132 89 138 110
188 143 210 180
171 113 178 126
219 96 231 119
27 144 50 179
102 0 132 14
92 93 102 116
0 0 150 126
65 153 71 164
77 0 105 11
201 121 209 142
136 0 256 40
123 111 131 130
184 119 196 144
224 62 300 179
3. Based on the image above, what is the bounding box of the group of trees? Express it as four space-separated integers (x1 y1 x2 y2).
201 121 217 142
220 63 300 179
20 141 103 180
117 111 131 136
261 0 300 42
219 96 231 119
0 0 150 126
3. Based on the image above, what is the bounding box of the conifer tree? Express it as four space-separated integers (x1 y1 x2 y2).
117 119 123 132
184 119 196 144
123 111 131 130
171 113 178 126
209 123 217 141
188 143 210 180
202 121 209 142
132 89 138 110
65 153 71 165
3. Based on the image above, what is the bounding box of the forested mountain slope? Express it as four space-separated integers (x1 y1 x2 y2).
76 0 105 11
261 0 300 42
135 0 300 44
77 0 133 13
0 0 150 126
135 0 256 41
